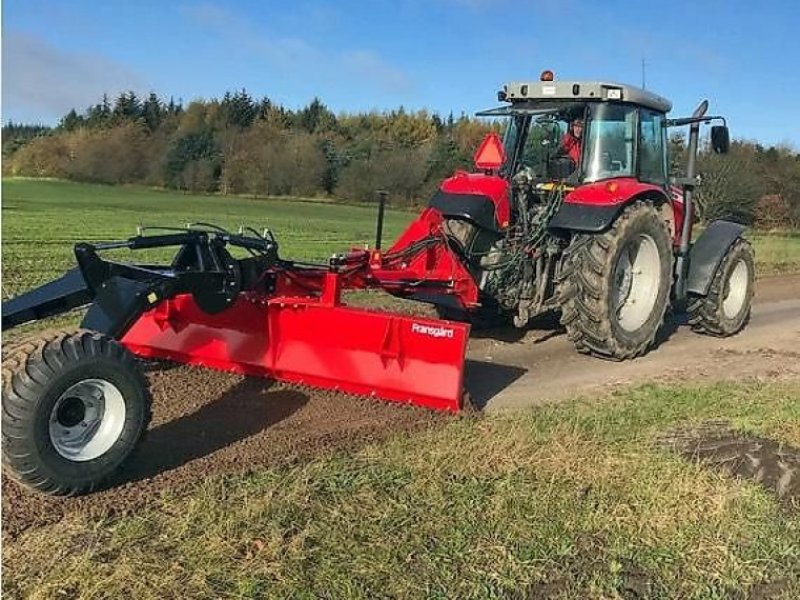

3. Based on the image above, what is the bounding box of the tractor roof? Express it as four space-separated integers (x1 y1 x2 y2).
497 80 672 113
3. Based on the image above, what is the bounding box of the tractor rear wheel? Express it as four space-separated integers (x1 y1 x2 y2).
687 238 755 336
2 330 151 496
557 202 672 359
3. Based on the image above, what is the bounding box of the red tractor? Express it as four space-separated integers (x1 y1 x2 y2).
2 72 754 496
432 72 754 351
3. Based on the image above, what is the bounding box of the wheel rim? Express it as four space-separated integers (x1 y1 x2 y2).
723 259 749 319
49 379 126 462
612 234 662 332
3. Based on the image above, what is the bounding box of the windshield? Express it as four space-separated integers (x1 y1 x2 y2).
583 103 637 182
489 102 665 184
500 113 571 178
501 115 525 171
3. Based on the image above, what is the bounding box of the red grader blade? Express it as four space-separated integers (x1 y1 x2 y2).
123 288 470 413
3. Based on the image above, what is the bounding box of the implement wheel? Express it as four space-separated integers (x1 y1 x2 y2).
687 238 755 336
557 202 673 359
2 330 151 496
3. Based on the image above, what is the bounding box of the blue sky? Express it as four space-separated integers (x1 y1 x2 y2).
2 0 798 146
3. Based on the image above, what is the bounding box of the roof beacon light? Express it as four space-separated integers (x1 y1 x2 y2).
540 70 554 82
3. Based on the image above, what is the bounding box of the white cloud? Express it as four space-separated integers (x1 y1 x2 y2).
180 2 413 94
2 32 148 122
341 50 413 93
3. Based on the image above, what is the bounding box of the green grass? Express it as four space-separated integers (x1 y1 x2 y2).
748 231 800 274
2 177 798 341
4 380 799 599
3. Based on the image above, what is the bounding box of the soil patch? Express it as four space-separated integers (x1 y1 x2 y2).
514 553 658 599
2 363 448 540
657 421 800 511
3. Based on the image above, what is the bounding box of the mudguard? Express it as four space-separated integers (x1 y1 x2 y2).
433 171 511 229
548 202 623 232
429 190 499 231
686 220 746 296
548 179 669 233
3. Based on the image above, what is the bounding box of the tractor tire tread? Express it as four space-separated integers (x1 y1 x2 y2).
556 201 672 360
687 238 755 337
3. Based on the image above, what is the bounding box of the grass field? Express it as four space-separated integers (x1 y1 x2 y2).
4 380 799 599
748 231 800 274
1 179 413 299
3 179 799 301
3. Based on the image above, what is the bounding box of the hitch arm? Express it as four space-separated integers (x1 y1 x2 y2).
2 268 92 331
1 226 279 335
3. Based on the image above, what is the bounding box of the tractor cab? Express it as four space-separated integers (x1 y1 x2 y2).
478 73 672 188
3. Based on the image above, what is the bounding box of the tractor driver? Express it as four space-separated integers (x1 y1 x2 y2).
559 117 584 167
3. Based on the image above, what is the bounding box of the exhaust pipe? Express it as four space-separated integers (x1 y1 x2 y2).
674 99 708 302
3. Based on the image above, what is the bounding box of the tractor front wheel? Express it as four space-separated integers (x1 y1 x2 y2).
687 238 755 336
2 330 151 496
558 202 673 359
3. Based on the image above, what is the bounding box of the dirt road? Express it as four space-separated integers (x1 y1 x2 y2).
2 274 797 538
467 273 800 411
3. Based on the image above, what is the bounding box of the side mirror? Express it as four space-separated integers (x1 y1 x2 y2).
711 125 730 154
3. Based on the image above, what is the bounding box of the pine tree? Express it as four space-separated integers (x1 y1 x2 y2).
142 93 163 132
60 109 83 132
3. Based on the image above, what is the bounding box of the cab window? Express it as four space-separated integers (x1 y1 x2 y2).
639 109 667 183
583 104 637 182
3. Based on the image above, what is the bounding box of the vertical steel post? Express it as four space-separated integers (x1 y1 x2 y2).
375 190 388 250
674 100 708 301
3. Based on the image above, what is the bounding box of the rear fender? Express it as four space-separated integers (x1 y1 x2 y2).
547 202 623 233
686 220 746 296
549 179 670 233
433 171 511 229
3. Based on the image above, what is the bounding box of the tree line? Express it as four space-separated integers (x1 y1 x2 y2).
2 89 798 227
2 90 488 207
668 134 800 229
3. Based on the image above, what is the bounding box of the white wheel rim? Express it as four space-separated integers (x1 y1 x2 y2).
723 259 749 319
49 379 126 462
612 234 661 332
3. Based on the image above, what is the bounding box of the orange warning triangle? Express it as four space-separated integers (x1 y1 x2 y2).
473 132 505 171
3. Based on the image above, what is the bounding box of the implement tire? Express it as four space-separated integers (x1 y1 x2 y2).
2 330 151 496
557 201 672 360
687 238 755 337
